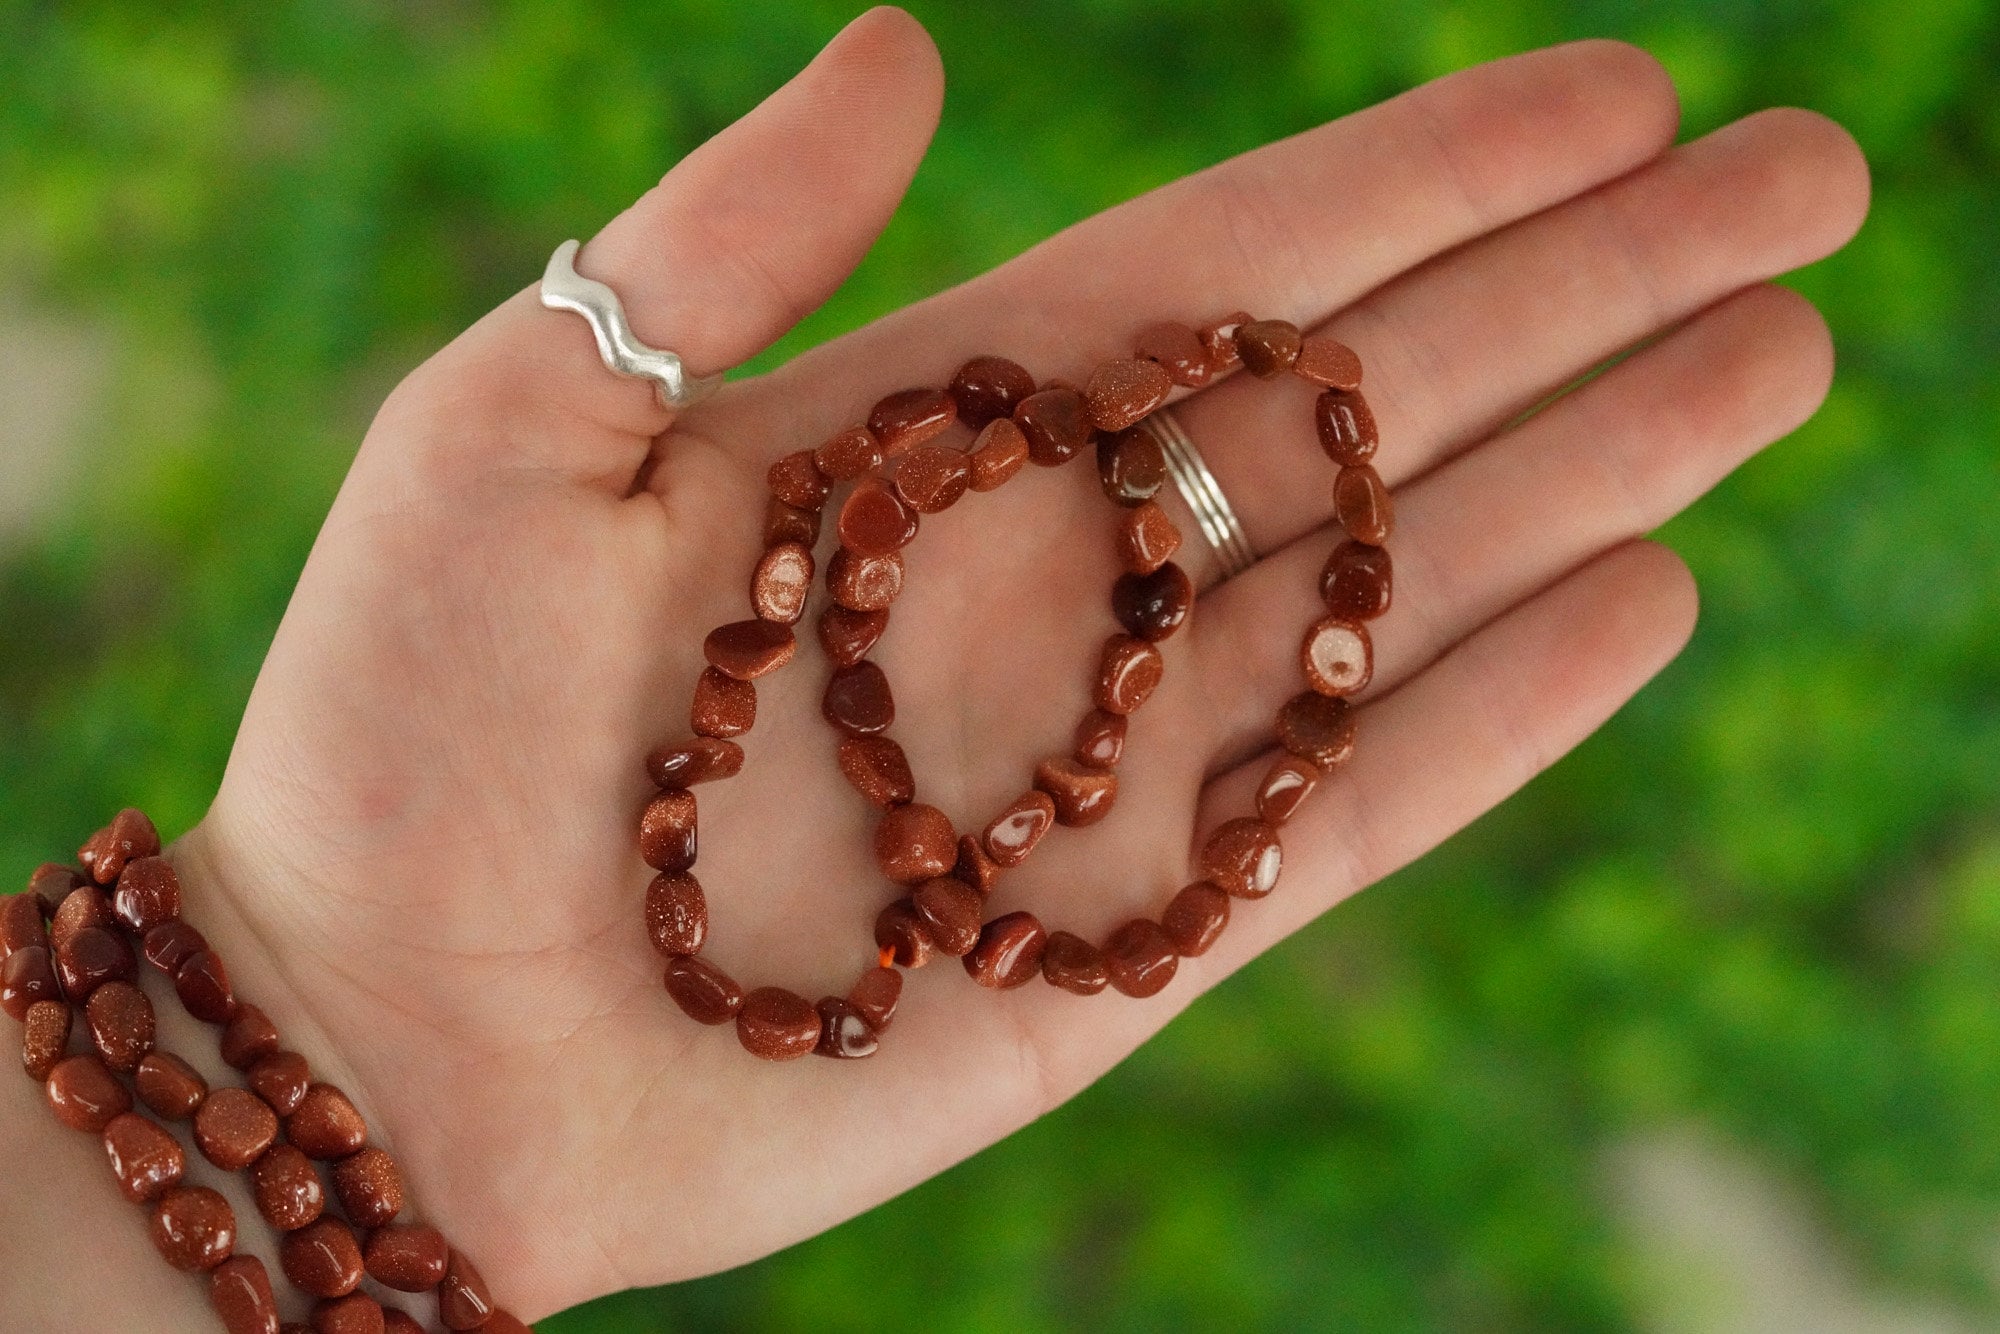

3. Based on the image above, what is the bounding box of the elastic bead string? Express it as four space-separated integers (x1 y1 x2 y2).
644 313 1392 1058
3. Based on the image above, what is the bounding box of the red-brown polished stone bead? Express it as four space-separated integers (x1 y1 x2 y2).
81 807 161 885
665 956 743 1025
55 923 136 1001
964 912 1047 989
136 1051 208 1120
1301 616 1372 696
874 802 956 884
1314 388 1378 465
1014 386 1092 466
1112 562 1193 642
288 1084 368 1160
647 737 744 789
874 898 934 969
1097 428 1168 508
848 966 902 1032
1084 358 1173 432
365 1223 448 1291
704 619 796 681
1295 335 1363 390
47 1052 130 1131
252 1143 326 1231
143 918 210 976
949 355 1037 427
84 979 154 1071
1202 818 1283 899
1197 311 1251 373
1161 882 1231 958
1256 755 1321 826
1235 319 1302 377
0 945 58 1021
837 735 915 809
1104 920 1180 997
765 497 820 548
813 424 882 481
1041 931 1111 995
1034 757 1118 827
751 541 815 625
868 386 958 456
211 1254 281 1334
814 996 880 1059
954 834 1002 893
248 1050 311 1117
895 443 972 513
333 1145 406 1229
1117 500 1182 576
50 883 112 953
837 477 920 558
1134 320 1212 388
1276 692 1357 769
638 789 698 874
439 1250 496 1330
384 1309 427 1334
195 1087 281 1170
1095 635 1164 715
645 872 708 956
1334 464 1393 546
818 604 889 667
283 1216 365 1298
152 1186 236 1272
28 863 83 917
690 667 756 739
982 791 1055 868
967 417 1031 490
0 892 45 963
737 987 822 1061
221 1003 280 1071
175 949 237 1023
102 1110 186 1202
22 999 68 1081
1319 539 1393 621
827 547 904 612
823 661 895 736
911 877 982 956
313 1294 386 1334
765 448 830 510
113 855 183 935
1074 709 1127 768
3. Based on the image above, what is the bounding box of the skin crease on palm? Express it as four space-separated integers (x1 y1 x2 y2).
0 7 1875 1326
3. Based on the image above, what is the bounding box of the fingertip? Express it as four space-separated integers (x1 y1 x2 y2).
1559 38 1683 147
1618 539 1701 661
835 7 946 121
1750 106 1873 250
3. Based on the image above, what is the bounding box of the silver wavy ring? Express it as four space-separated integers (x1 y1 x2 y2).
539 239 725 410
1140 406 1257 581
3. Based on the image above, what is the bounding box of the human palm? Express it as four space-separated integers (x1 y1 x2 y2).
157 9 1867 1321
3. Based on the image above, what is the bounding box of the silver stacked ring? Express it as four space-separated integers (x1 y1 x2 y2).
1140 406 1257 581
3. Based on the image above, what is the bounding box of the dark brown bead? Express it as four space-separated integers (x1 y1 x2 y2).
1276 692 1357 769
1198 311 1251 373
874 802 956 884
1301 616 1373 696
1074 710 1127 768
982 791 1055 868
248 1050 311 1117
287 1084 368 1160
152 1186 236 1272
143 918 210 976
848 966 902 1032
282 1216 365 1298
1235 319 1301 377
47 1052 130 1131
964 912 1047 989
220 1003 281 1070
751 541 815 625
813 424 882 480
638 789 698 874
736 987 822 1061
195 1087 280 1170
867 386 957 456
703 619 796 681
1041 931 1110 995
211 1254 281 1334
312 1294 384 1334
364 1223 447 1292
814 996 880 1059
953 834 1002 893
332 1145 406 1229
895 443 971 513
84 980 154 1071
837 477 920 557
665 956 742 1025
0 945 58 1021
690 667 757 738
175 949 237 1023
874 898 933 969
1202 818 1283 899
1256 755 1321 826
81 807 161 885
1034 757 1118 827
27 863 82 917
827 547 904 612
1319 539 1393 621
911 877 982 957
113 855 183 935
949 355 1037 427
1095 635 1164 715
1161 882 1231 957
22 999 69 1081
1295 335 1363 390
1084 358 1173 432
645 872 708 956
50 883 112 954
1333 464 1394 545
647 737 744 788
837 735 915 809
1014 386 1093 467
765 448 830 510
818 604 889 668
0 892 46 963
55 923 136 1001
764 496 820 548
1096 428 1168 508
102 1110 186 1202
1104 919 1180 997
823 661 895 736
252 1143 326 1231
1314 389 1378 465
1134 320 1212 388
136 1051 208 1120
967 417 1031 490
439 1250 496 1330
1112 562 1193 642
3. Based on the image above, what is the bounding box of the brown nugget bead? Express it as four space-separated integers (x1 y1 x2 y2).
1074 709 1127 768
439 1249 497 1330
837 735 915 809
364 1222 447 1291
22 999 69 1081
50 883 112 953
638 789 698 874
964 912 1047 989
1104 919 1180 997
383 1311 427 1334
1235 319 1302 377
102 1110 186 1202
827 547 904 612
1014 386 1092 466
1333 463 1394 545
982 791 1055 868
1112 562 1193 642
1085 358 1173 432
848 966 902 1032
823 660 895 736
837 477 920 557
949 355 1037 427
1314 388 1378 465
645 873 708 956
1319 539 1393 621
113 855 183 935
765 496 820 548
813 424 882 480
1295 335 1363 390
818 603 889 667
55 923 136 1001
1276 692 1357 769
175 949 237 1023
252 1143 326 1231
867 386 957 456
874 898 933 969
1256 755 1321 825
736 986 822 1061
704 619 796 680
874 802 956 884
81 807 161 885
143 918 210 976
1041 931 1110 995
0 892 46 962
1202 818 1283 899
665 956 743 1025
27 863 83 917
248 1050 311 1117
765 448 830 510
211 1255 281 1334
814 996 880 1059
84 979 154 1071
1197 311 1251 373
47 1052 131 1131
0 945 58 1021
195 1087 280 1170
911 877 982 957
152 1185 236 1272
1034 757 1118 827
313 1294 385 1334
282 1215 365 1297
953 834 1003 893
136 1051 208 1120
750 541 814 624
1097 428 1168 508
1134 320 1212 388
690 666 756 738
1095 635 1164 715
1301 616 1373 697
967 417 1031 490
895 443 971 513
1162 882 1231 958
333 1145 406 1229
221 1003 281 1070
288 1084 368 1160
647 737 744 788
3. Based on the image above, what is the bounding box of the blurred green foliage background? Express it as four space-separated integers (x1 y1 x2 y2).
2 1 1996 1329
